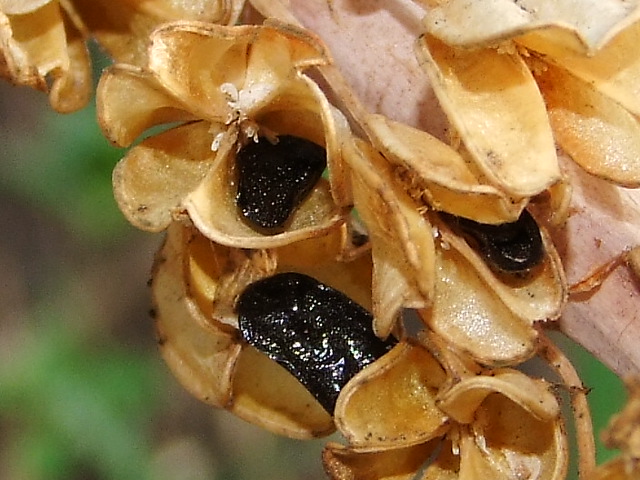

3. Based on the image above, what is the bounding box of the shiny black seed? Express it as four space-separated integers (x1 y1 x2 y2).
236 135 327 233
237 272 396 413
441 210 544 273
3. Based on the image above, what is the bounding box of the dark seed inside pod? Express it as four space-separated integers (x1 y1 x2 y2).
237 272 396 413
236 135 327 233
441 210 544 273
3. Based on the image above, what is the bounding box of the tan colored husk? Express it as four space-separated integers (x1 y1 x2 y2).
437 369 559 424
334 340 449 451
423 0 640 55
0 0 245 112
153 221 336 439
344 138 435 339
364 114 528 224
323 440 441 480
101 21 354 246
416 34 560 197
421 246 537 365
535 61 640 187
434 215 567 324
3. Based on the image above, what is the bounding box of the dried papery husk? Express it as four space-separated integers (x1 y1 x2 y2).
184 228 277 328
334 340 449 451
0 1 91 111
153 222 241 408
518 20 640 118
434 214 567 323
535 61 640 188
420 242 538 366
437 369 560 424
344 139 435 339
423 0 640 55
416 34 560 197
153 221 335 438
364 114 527 224
459 394 568 480
147 20 329 122
229 345 335 439
111 120 220 232
322 439 441 480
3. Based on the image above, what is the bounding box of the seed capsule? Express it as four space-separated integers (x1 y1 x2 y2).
237 272 396 412
236 135 327 233
442 210 544 273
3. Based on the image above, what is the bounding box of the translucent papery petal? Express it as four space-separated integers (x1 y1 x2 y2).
420 439 459 480
148 21 329 121
421 242 538 366
323 440 440 480
97 64 195 147
70 0 240 65
346 140 435 339
424 0 640 55
0 2 90 111
416 35 560 197
112 121 220 232
154 222 334 439
535 61 640 188
229 345 335 439
185 228 277 328
437 370 560 425
589 458 634 480
184 99 347 249
460 394 568 480
435 217 567 323
519 20 640 118
334 340 449 451
152 222 240 408
365 114 527 223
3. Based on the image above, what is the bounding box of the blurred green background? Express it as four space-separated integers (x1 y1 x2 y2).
0 73 627 479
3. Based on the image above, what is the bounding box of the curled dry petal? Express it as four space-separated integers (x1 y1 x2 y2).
334 340 449 451
460 399 567 480
153 222 335 438
345 139 435 338
437 369 560 424
416 34 560 197
435 215 567 324
424 0 640 55
536 61 640 187
365 114 527 224
323 439 441 480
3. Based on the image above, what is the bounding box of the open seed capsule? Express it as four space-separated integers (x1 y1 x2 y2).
236 135 327 233
237 272 397 412
441 210 544 273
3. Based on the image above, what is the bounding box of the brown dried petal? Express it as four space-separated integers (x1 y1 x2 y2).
346 139 435 338
112 121 219 232
153 223 240 408
536 61 640 187
435 216 567 324
154 222 334 438
437 370 560 424
416 34 560 197
422 242 538 366
334 340 449 451
365 114 527 224
462 394 568 480
424 0 640 55
147 21 329 121
323 440 440 480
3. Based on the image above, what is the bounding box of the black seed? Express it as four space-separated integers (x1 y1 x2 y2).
236 135 327 233
441 210 544 273
237 272 396 413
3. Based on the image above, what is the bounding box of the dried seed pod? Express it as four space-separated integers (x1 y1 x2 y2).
236 135 327 233
441 209 544 274
238 272 397 412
